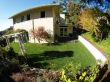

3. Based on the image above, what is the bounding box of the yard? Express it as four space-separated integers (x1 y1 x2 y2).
11 40 96 70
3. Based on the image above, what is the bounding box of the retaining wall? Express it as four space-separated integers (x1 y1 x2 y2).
78 36 107 65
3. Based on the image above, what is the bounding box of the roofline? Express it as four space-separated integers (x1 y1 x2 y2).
9 3 60 19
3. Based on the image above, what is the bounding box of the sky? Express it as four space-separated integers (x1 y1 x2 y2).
0 0 54 31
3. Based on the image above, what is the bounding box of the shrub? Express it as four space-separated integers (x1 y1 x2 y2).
0 38 7 47
60 63 100 82
0 47 21 75
60 63 81 82
31 26 52 43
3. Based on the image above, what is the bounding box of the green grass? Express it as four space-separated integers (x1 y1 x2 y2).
82 32 110 61
10 41 96 70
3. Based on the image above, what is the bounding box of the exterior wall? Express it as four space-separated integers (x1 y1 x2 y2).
13 7 53 24
33 17 54 43
14 17 54 43
78 36 107 66
13 6 56 43
14 20 33 32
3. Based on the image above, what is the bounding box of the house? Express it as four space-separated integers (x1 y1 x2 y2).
9 4 73 43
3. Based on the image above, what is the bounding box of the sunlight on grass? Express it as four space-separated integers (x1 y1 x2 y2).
11 40 96 70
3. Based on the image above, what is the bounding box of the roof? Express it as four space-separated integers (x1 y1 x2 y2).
9 3 59 19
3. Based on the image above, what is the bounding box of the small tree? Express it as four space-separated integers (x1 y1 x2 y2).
79 8 110 41
31 27 52 43
79 8 100 36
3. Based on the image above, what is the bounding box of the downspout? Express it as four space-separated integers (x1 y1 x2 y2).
52 7 55 42
32 19 35 43
52 6 60 42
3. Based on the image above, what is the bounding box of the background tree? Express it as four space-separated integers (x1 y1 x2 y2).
79 8 110 41
80 0 110 12
56 0 69 12
79 8 100 35
67 1 81 27
31 27 52 43
97 16 110 40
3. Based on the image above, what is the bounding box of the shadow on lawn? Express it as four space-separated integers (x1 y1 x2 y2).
27 51 74 68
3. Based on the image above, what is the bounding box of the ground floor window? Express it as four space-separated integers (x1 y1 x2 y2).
60 28 67 37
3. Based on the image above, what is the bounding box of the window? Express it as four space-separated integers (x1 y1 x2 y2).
27 14 30 20
13 19 16 24
21 16 24 22
40 11 45 18
60 28 63 32
64 28 67 36
64 28 67 32
60 28 63 36
60 28 67 37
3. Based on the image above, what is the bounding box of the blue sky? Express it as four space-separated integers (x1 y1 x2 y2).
0 0 54 31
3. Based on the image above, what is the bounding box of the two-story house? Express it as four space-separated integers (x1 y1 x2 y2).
9 4 73 43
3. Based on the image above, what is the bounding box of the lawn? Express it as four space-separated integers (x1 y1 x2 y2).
82 32 110 61
11 40 96 70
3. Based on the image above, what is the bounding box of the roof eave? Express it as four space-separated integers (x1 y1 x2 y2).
9 3 60 19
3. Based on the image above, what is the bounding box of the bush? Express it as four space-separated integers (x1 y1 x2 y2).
60 63 100 82
0 47 21 75
0 38 7 47
31 26 52 43
7 47 17 59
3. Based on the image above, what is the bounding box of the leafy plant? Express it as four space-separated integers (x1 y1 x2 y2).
60 63 99 82
79 65 99 82
60 63 81 82
31 26 52 43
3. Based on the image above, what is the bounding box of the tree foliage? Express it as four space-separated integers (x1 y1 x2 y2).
57 0 69 12
79 8 110 40
67 1 81 26
80 0 110 11
31 27 52 43
79 8 100 34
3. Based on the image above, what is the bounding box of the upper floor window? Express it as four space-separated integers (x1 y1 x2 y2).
13 19 16 24
21 16 24 22
40 11 45 18
27 14 30 20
